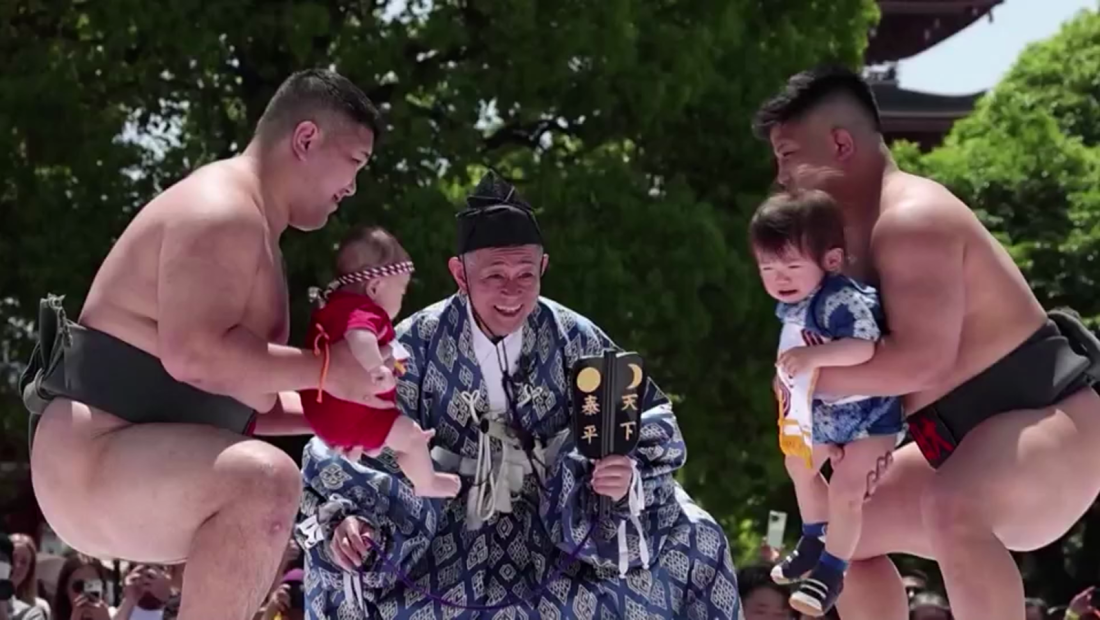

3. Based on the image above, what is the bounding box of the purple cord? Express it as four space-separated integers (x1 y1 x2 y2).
363 518 599 612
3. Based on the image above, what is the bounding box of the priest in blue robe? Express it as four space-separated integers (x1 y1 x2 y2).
294 172 741 619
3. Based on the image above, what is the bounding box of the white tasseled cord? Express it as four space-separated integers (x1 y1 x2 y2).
461 390 499 524
616 460 650 577
342 571 365 613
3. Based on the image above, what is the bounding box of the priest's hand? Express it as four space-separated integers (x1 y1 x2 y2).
591 455 635 502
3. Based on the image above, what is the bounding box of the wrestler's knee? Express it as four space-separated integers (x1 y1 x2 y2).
920 476 988 545
219 442 302 526
836 556 907 617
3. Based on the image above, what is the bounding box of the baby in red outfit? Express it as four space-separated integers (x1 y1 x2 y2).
301 226 460 498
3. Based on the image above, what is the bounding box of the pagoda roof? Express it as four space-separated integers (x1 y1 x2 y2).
873 81 984 116
872 81 984 137
867 0 1004 63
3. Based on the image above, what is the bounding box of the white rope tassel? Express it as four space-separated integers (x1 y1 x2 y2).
460 391 499 524
342 572 365 614
296 515 324 550
616 460 650 577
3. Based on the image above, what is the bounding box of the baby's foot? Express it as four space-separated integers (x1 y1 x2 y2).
789 563 844 617
414 473 462 498
770 535 825 584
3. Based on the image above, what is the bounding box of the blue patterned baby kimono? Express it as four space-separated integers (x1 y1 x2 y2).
775 273 904 446
295 294 742 619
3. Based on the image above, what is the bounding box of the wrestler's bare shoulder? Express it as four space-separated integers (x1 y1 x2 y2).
145 159 263 224
875 170 1047 409
81 158 271 351
876 172 974 233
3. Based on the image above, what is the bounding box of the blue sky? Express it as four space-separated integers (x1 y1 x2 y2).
898 0 1098 95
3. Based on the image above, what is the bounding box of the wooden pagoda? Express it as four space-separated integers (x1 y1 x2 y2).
868 0 1005 149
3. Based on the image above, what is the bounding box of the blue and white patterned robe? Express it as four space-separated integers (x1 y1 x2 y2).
775 274 904 445
295 294 741 619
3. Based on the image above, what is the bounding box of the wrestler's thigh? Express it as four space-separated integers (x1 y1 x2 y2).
32 399 300 562
930 388 1100 551
850 442 937 561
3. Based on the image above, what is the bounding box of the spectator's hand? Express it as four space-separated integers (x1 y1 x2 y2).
70 594 111 620
759 543 782 564
144 565 173 603
592 455 634 502
123 564 146 601
329 516 374 572
261 584 291 620
1067 586 1096 618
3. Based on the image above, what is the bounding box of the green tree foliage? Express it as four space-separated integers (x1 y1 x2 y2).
891 7 1100 603
893 8 1100 324
0 0 879 544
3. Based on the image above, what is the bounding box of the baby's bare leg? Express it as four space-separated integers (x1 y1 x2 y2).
772 447 835 584
790 437 896 616
384 416 461 498
825 435 897 561
786 448 832 525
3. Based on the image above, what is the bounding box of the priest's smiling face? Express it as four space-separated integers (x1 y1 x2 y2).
449 244 549 337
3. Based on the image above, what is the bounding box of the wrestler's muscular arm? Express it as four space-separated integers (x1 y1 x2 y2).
816 200 966 397
156 197 372 407
253 392 313 436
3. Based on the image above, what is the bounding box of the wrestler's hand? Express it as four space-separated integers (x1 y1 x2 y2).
70 594 110 620
777 346 820 377
326 341 398 409
330 516 375 572
592 455 635 502
369 364 397 393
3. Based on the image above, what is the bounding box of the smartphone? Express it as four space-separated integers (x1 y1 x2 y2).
1089 587 1100 609
83 579 104 603
766 510 788 550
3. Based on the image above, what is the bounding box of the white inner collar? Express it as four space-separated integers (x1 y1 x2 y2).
466 299 523 414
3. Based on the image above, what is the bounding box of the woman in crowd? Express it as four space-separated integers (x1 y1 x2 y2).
10 534 51 619
51 553 111 620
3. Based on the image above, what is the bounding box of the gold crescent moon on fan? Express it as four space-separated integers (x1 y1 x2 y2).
576 367 602 393
627 363 643 389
